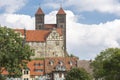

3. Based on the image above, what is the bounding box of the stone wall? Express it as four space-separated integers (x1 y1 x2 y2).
27 29 65 58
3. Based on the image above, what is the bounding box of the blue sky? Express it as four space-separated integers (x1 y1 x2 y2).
1 0 120 60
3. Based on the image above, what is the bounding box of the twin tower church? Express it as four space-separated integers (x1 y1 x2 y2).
16 7 68 58
5 7 79 80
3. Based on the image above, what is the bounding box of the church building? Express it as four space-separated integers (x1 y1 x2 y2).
16 7 67 58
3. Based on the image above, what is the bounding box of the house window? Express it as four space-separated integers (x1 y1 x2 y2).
69 61 73 66
24 78 29 80
34 69 43 72
24 69 29 75
34 63 43 66
49 61 54 66
59 61 63 66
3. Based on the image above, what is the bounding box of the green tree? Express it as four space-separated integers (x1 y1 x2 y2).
0 26 34 79
65 68 92 80
91 48 120 80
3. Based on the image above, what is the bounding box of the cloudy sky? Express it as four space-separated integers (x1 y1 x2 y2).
0 0 120 60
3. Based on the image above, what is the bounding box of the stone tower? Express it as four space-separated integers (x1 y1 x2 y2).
35 7 44 30
56 7 66 53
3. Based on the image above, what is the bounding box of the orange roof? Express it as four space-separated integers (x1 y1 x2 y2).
1 68 8 75
27 60 44 76
15 28 63 42
15 29 25 35
26 30 50 42
57 7 66 15
45 57 78 73
35 7 44 15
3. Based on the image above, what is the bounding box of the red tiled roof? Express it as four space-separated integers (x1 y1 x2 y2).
1 68 8 75
15 29 50 42
26 30 50 42
15 29 25 35
27 60 44 76
45 57 78 73
57 7 66 15
35 7 44 15
15 28 63 42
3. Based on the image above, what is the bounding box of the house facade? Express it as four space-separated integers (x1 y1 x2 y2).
21 57 78 80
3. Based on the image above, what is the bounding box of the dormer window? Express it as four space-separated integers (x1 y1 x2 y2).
49 60 54 66
59 61 63 66
69 61 73 66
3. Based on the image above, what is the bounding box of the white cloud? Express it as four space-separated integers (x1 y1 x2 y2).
0 14 34 29
0 0 27 13
66 0 120 14
1 10 120 60
42 0 120 16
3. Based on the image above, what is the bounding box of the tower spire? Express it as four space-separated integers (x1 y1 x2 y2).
57 7 66 15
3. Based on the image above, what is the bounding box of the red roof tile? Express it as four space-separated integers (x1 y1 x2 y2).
26 30 50 42
27 60 44 76
15 28 63 42
45 57 78 74
35 7 44 15
15 29 25 35
57 7 66 15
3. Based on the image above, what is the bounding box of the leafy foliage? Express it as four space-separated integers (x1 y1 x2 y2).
91 48 120 80
65 68 92 80
0 26 34 78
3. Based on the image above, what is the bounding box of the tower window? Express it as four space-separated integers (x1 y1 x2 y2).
39 25 42 29
60 25 63 28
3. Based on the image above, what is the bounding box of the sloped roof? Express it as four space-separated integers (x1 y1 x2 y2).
78 60 93 75
35 7 44 15
57 7 66 15
45 57 78 73
26 30 50 42
27 60 44 76
15 28 63 42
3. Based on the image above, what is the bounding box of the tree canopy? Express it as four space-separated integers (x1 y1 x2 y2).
0 26 33 78
65 68 92 80
91 48 120 80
